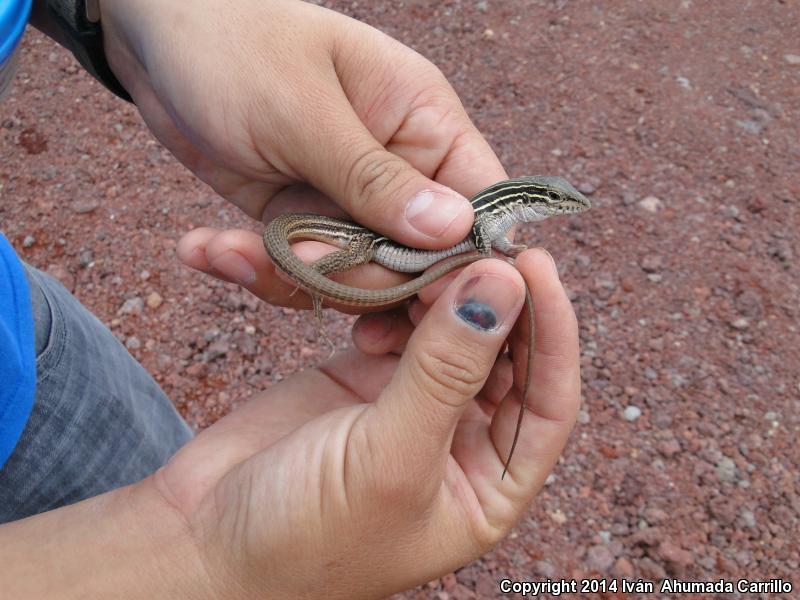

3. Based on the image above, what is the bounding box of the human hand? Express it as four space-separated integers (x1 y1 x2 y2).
150 249 580 598
98 0 506 298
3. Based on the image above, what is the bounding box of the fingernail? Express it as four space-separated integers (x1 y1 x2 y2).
210 251 256 285
454 274 520 332
537 247 559 278
405 189 470 238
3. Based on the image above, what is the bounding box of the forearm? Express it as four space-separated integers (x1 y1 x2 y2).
0 476 213 599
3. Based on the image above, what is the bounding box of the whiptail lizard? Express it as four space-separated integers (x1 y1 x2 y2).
263 175 590 477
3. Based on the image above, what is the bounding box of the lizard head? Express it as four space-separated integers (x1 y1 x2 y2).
519 175 591 216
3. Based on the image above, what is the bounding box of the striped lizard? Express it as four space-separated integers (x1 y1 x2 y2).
262 175 590 476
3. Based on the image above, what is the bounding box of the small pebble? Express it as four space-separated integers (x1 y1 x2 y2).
578 181 596 194
533 560 556 578
147 291 163 309
585 544 615 572
612 557 635 579
640 254 662 273
638 196 663 213
125 336 141 350
623 405 642 421
784 54 800 64
78 250 93 268
22 235 35 248
205 340 229 362
118 297 144 315
730 317 749 330
740 509 757 528
716 456 737 483
71 200 99 214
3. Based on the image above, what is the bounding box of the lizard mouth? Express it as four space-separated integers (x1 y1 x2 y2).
566 199 591 213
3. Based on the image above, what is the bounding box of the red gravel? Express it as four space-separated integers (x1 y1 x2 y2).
1 1 798 598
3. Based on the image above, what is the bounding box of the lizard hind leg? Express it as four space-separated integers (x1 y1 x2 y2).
311 293 336 357
309 233 375 276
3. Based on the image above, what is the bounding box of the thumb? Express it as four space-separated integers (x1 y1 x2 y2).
370 259 525 485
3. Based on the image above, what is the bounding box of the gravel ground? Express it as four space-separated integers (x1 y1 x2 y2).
1 1 798 598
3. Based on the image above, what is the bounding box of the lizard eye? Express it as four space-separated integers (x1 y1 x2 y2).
547 191 562 203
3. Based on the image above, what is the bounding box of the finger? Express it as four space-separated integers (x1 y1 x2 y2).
333 22 507 197
406 297 430 328
352 310 414 356
488 248 581 494
477 354 514 414
177 227 242 286
176 227 412 313
368 259 525 488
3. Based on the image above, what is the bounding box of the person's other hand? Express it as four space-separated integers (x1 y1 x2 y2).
152 250 579 597
99 0 506 303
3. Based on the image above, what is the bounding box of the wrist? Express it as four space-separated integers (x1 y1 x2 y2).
0 475 218 599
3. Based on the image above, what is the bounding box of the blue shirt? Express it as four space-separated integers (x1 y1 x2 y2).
0 233 35 469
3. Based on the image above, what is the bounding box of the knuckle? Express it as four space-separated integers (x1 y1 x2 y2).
343 147 413 210
411 338 487 406
472 519 509 552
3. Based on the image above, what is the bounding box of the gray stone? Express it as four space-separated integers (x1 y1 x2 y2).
716 456 737 483
585 544 615 572
118 297 144 315
623 406 642 421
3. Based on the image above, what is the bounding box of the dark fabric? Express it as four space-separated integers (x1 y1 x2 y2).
0 264 192 522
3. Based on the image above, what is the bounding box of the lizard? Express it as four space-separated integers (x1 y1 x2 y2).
262 175 590 476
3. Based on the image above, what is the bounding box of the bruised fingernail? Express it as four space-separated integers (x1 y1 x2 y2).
454 274 520 331
405 189 470 238
210 251 256 285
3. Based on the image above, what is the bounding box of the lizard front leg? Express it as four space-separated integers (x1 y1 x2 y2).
492 235 527 258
